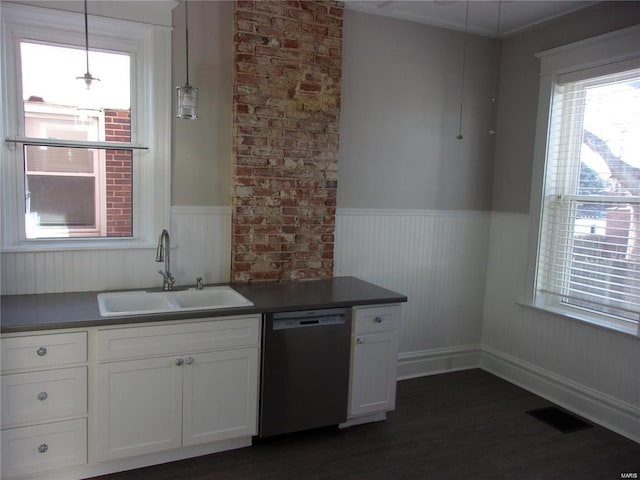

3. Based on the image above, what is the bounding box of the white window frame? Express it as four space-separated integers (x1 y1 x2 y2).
1 3 171 252
526 24 640 337
24 102 107 238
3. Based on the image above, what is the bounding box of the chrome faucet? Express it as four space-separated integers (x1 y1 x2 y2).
155 229 175 291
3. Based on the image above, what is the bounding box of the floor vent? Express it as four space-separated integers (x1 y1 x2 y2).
526 406 593 433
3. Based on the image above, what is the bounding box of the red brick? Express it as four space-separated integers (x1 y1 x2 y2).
236 10 269 23
232 1 343 282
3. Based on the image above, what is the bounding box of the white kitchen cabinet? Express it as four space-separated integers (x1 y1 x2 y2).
95 356 183 460
182 348 258 446
347 304 401 420
0 332 88 479
2 367 87 426
1 419 87 478
95 315 260 462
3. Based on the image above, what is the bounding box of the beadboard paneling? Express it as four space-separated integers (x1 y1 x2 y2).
335 208 491 358
1 206 231 295
169 206 231 287
482 212 640 442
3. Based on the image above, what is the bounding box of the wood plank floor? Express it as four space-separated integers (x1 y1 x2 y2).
93 369 640 480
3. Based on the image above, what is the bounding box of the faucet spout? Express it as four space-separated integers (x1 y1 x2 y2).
155 229 174 290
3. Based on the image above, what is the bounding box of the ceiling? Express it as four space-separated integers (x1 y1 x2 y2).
342 0 598 38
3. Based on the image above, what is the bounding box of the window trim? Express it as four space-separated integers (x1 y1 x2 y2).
526 24 640 337
1 3 171 252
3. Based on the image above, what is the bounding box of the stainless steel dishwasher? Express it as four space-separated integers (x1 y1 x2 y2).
259 307 352 437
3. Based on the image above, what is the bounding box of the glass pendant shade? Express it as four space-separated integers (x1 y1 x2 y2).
176 0 197 120
176 83 198 119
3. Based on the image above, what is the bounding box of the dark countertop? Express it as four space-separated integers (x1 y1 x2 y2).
0 276 407 333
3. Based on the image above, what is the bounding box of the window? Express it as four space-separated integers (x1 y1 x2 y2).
530 26 640 336
20 42 131 239
1 4 171 250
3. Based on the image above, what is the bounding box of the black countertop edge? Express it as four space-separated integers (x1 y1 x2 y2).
1 276 407 333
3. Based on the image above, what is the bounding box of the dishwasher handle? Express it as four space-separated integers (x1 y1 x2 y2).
271 308 348 330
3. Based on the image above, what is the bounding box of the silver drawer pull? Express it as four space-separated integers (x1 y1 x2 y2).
175 358 184 366
38 444 48 454
356 337 365 344
185 357 194 365
37 392 48 401
36 347 47 357
374 316 384 323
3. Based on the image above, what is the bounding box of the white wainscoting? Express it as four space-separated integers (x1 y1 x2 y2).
482 346 640 444
1 206 231 295
482 212 640 443
169 206 231 287
334 208 491 378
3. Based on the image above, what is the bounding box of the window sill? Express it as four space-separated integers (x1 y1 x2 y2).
517 299 640 340
1 238 157 253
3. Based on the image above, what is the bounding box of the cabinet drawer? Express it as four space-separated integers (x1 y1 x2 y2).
1 367 87 427
353 305 401 334
97 315 261 361
1 418 87 478
1 332 87 372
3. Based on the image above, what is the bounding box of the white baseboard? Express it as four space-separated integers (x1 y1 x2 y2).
481 345 640 444
397 344 481 380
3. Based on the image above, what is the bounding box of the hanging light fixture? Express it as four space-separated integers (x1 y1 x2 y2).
176 0 198 119
76 0 99 90
488 0 502 136
456 0 470 140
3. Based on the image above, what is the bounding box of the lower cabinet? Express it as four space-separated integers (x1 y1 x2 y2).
349 330 399 416
182 348 258 446
95 315 261 462
1 419 87 478
0 332 88 479
347 304 401 420
95 347 259 461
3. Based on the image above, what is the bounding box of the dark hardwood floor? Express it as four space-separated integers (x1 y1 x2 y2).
93 369 640 480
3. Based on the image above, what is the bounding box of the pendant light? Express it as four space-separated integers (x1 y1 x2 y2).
456 0 470 140
488 0 502 136
176 0 198 119
76 0 99 90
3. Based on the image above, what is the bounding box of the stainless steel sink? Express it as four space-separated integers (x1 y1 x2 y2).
97 286 253 317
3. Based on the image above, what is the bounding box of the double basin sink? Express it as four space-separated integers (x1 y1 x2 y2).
97 286 253 317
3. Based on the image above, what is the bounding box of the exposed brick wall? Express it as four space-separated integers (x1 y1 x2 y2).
231 0 343 283
104 109 132 237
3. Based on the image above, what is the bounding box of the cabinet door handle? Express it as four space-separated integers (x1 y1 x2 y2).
38 444 48 454
356 337 365 344
374 316 383 323
175 358 184 366
37 392 48 401
185 357 194 365
36 347 47 357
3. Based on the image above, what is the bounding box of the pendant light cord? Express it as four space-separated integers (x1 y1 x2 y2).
456 0 470 140
489 0 502 135
185 0 190 86
83 0 90 74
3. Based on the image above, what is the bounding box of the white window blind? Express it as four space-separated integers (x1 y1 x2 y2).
537 69 640 325
536 66 640 330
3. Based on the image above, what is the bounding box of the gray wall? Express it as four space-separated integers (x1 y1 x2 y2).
492 1 640 214
337 10 498 211
483 1 640 441
171 0 233 207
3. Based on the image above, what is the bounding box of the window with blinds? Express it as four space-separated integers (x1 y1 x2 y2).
536 67 640 330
